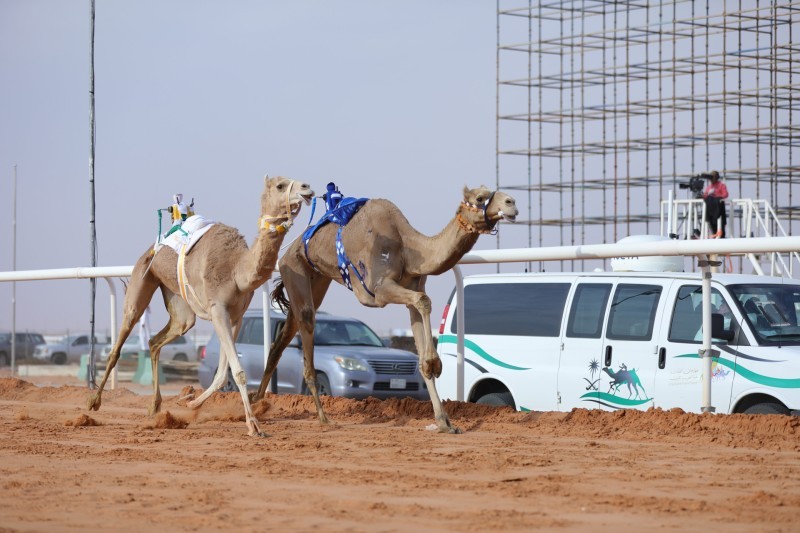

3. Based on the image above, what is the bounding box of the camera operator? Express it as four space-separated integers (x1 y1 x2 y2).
702 170 728 238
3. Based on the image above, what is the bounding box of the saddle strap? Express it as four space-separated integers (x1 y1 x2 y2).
336 227 375 297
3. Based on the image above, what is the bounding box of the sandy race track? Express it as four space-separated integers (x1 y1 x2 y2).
0 372 798 532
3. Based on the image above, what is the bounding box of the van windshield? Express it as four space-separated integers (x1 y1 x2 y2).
728 283 800 346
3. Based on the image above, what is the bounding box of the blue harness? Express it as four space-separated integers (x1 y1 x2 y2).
302 197 375 297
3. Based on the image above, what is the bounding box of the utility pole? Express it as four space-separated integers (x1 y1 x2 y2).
88 0 98 388
11 164 17 377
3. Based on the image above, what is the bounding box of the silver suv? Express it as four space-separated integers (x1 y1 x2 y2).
33 334 109 365
198 309 429 400
98 334 195 370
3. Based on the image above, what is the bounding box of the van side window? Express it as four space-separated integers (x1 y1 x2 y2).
458 283 571 336
567 283 612 338
239 317 264 345
669 285 731 343
606 284 661 340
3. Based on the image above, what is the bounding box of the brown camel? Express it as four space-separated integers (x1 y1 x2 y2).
87 176 314 436
253 185 518 433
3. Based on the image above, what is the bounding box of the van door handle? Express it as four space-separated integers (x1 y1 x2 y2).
604 345 612 367
658 347 666 369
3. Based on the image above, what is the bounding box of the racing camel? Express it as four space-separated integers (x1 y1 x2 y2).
87 176 314 436
253 185 518 433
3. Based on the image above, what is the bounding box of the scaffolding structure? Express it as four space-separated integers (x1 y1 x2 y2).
496 0 799 272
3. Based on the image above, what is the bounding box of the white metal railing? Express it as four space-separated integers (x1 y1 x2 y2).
661 196 800 277
0 266 133 387
449 235 800 413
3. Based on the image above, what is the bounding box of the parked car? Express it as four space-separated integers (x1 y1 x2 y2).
0 332 47 365
198 309 429 400
98 334 195 368
33 334 109 365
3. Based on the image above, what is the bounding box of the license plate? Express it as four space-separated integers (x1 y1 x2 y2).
390 378 406 389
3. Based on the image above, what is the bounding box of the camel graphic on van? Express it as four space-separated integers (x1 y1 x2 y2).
602 363 646 399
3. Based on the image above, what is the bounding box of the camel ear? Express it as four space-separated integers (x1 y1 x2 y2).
463 185 470 195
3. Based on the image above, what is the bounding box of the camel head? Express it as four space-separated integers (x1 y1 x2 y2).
259 176 315 230
459 185 518 233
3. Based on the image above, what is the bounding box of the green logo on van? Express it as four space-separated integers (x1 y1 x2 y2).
580 391 652 408
580 361 652 408
438 335 531 371
676 353 800 389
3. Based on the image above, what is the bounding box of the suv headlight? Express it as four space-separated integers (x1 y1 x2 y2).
334 356 369 372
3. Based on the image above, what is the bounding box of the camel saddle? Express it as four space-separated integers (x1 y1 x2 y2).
302 197 374 296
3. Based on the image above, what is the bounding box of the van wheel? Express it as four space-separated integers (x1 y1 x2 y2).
744 402 789 415
0 352 8 366
52 353 67 365
476 391 514 407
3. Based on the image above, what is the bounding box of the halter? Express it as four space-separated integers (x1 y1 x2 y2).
457 192 498 235
258 179 299 233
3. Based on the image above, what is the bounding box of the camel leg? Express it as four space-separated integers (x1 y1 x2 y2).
254 274 331 403
298 314 329 425
87 259 159 411
281 267 331 424
202 305 264 436
374 278 459 434
145 289 195 416
407 304 459 434
253 307 298 401
188 317 242 408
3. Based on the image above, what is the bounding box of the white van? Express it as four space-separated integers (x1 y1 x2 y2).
436 271 800 416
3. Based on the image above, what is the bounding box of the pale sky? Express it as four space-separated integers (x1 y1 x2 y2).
0 1 520 340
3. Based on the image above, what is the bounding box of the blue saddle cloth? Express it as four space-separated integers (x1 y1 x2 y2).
302 197 374 296
301 197 368 243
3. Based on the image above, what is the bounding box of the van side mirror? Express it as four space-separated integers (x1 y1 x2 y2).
711 313 734 342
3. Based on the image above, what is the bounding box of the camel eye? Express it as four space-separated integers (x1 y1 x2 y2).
476 196 484 203
277 183 285 190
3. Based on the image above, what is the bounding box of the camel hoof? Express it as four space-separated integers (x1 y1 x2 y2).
421 357 443 379
87 395 101 411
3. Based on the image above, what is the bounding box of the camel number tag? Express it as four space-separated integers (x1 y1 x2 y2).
390 378 406 389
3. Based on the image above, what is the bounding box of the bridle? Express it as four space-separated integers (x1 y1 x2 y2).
258 179 300 234
457 191 499 235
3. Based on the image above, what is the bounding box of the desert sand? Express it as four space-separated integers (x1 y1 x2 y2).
0 372 798 532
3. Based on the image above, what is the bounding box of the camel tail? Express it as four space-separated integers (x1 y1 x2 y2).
271 278 290 314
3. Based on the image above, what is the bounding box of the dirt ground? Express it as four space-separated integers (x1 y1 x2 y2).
0 371 798 532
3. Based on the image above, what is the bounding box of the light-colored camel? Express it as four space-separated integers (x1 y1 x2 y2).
87 176 314 436
253 185 518 433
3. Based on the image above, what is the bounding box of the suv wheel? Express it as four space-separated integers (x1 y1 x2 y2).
0 352 8 366
52 353 67 365
304 372 331 396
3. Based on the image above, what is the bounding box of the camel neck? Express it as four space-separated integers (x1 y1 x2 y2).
406 210 482 276
236 228 284 292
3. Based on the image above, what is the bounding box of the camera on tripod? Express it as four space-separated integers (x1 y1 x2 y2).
678 174 707 199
